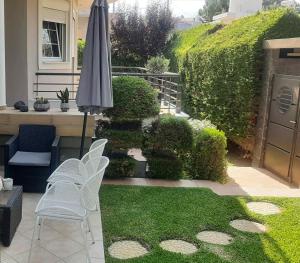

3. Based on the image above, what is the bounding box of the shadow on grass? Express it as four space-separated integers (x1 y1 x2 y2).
100 185 298 263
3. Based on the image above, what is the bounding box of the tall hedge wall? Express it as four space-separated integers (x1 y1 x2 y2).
166 9 300 139
165 24 215 71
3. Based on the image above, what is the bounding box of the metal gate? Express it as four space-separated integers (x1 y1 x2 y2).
264 74 300 186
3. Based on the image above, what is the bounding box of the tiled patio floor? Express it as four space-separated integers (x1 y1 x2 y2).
103 166 300 198
0 192 105 263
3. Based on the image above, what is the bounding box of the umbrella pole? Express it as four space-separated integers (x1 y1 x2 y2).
80 112 88 159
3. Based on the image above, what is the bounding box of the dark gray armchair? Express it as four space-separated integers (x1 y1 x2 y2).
4 125 60 193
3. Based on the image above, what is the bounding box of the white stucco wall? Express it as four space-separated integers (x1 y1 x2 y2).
5 0 28 106
0 0 5 108
229 0 263 18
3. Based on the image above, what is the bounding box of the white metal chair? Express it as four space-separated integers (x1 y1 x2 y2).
29 156 109 263
47 139 108 187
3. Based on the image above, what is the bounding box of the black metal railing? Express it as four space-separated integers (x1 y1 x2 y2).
33 66 182 113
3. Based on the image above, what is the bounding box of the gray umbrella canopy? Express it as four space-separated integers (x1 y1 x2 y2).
77 0 113 158
77 0 113 114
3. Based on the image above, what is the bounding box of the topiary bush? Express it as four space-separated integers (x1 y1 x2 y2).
104 76 160 121
98 128 143 152
147 154 183 180
105 153 136 178
188 128 227 182
144 115 193 156
165 9 300 143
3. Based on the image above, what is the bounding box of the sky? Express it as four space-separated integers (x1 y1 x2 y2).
110 0 300 18
110 0 205 18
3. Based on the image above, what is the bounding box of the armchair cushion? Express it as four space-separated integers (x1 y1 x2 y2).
9 151 51 167
19 125 56 152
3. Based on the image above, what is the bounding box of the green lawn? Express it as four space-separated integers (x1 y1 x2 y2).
100 185 300 263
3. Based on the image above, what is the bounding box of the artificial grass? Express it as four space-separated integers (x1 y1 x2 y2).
100 185 300 263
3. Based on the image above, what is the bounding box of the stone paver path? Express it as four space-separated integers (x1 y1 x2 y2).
108 241 148 260
159 240 198 255
196 231 233 245
247 202 281 215
230 219 267 233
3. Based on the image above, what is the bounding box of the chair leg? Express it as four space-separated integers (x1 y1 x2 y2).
80 220 91 263
28 216 39 263
37 218 43 240
87 217 95 244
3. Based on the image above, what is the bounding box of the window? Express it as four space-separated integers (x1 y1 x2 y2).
42 21 66 60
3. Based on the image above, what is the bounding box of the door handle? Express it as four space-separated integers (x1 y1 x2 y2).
290 121 297 124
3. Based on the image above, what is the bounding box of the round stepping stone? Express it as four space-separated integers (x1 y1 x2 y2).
230 219 267 233
108 241 148 260
160 240 197 255
196 231 233 245
247 202 281 215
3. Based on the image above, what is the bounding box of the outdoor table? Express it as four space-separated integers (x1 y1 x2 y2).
0 186 22 246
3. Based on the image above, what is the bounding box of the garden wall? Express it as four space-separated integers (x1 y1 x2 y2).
166 9 300 152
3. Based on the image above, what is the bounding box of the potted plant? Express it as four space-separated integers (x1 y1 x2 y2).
33 97 50 112
57 88 70 112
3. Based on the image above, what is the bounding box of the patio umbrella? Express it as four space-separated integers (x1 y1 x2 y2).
77 0 113 158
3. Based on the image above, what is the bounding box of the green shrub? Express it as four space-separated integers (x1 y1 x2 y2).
98 129 143 151
104 76 160 120
145 56 170 74
147 154 183 180
166 9 300 139
77 39 85 67
188 128 227 182
154 115 193 155
105 154 136 178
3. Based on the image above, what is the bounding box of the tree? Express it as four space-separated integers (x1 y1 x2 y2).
199 0 229 22
111 1 174 66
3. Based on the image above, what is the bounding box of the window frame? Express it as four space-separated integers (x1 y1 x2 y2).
42 20 66 61
38 0 72 70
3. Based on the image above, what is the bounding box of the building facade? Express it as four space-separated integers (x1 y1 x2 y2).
213 0 263 23
0 0 117 109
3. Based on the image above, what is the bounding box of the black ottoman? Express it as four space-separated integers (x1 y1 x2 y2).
0 186 23 246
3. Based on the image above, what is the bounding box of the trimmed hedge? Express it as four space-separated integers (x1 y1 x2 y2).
188 128 227 182
165 24 216 71
105 153 136 178
104 76 160 121
166 9 300 139
147 154 183 180
99 129 143 152
144 115 194 155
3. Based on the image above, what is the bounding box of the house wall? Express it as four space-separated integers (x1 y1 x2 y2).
229 0 262 18
78 16 88 39
27 0 79 103
4 0 79 106
5 0 28 106
0 0 5 109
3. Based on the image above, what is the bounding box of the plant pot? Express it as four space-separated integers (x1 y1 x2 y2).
60 102 70 112
33 102 50 112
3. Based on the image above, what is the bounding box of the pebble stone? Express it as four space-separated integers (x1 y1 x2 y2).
159 240 198 255
108 241 149 260
230 219 267 233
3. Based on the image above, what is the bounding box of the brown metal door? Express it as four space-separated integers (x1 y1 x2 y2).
291 114 300 186
264 75 300 180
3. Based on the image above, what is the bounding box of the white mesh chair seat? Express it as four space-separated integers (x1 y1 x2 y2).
47 139 108 186
35 182 87 219
48 171 84 186
29 157 109 263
